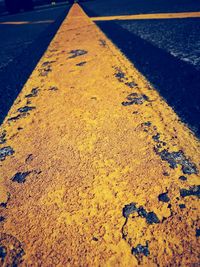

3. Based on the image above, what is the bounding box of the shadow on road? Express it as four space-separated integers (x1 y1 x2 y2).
96 20 200 137
0 7 69 125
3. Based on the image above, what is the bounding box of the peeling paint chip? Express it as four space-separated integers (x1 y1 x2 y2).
39 66 52 76
0 131 6 144
152 133 160 142
18 106 35 113
25 87 39 98
11 172 31 183
0 146 14 161
125 81 137 88
0 193 10 208
158 192 170 202
145 212 160 224
137 206 148 217
0 246 7 261
196 229 200 237
140 208 159 224
179 176 187 181
68 49 88 58
49 86 58 91
115 71 125 81
142 121 152 127
179 204 186 209
122 203 160 224
41 61 56 67
122 93 148 106
180 185 200 198
8 114 22 122
0 216 5 223
122 202 137 218
99 39 106 46
158 149 198 175
132 242 150 257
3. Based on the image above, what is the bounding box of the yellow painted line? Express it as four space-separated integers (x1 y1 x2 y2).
91 11 200 21
0 3 199 266
0 20 55 25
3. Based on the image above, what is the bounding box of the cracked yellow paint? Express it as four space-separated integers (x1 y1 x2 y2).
0 3 199 267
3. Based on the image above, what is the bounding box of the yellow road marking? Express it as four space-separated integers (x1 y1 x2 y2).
0 4 199 266
0 20 55 25
91 11 200 21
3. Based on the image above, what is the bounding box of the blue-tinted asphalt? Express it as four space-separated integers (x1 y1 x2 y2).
0 5 70 124
81 0 200 137
81 0 200 16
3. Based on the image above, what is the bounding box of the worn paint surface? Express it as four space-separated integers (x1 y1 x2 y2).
0 4 199 266
91 11 200 21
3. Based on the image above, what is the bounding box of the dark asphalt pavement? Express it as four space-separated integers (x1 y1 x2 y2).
81 0 200 137
117 19 200 70
0 4 70 124
0 5 69 70
81 0 200 16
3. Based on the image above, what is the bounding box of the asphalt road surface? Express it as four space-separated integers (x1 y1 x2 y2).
0 5 199 265
0 4 70 70
81 0 200 136
0 4 70 124
81 0 200 16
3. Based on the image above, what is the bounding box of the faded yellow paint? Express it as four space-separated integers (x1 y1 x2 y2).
0 20 54 25
0 179 8 204
91 11 200 21
0 4 199 267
